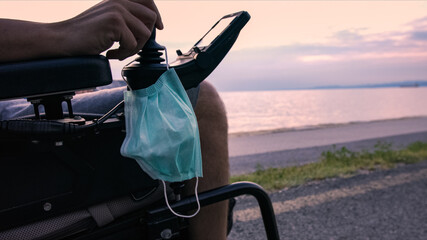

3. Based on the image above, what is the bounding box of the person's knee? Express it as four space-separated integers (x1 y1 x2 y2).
195 81 227 132
193 81 229 185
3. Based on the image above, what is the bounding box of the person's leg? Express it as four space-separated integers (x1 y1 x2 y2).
184 81 230 240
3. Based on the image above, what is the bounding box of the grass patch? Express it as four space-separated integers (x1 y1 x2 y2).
230 141 427 191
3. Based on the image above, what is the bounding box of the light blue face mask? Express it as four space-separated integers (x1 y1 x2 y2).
120 49 202 218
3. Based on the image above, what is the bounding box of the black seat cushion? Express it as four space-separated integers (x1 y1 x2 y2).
0 55 113 100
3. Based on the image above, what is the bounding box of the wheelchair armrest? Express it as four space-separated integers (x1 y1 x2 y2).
0 55 113 101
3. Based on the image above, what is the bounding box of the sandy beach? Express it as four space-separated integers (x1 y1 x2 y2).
229 117 427 175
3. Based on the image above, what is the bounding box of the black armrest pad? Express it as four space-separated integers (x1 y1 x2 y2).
0 55 113 100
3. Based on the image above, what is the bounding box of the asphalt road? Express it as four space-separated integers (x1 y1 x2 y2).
228 160 427 240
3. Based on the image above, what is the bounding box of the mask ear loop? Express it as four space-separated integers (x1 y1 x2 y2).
159 46 200 218
163 46 170 70
161 178 201 218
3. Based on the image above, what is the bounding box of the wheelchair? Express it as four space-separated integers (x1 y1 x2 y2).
0 43 280 240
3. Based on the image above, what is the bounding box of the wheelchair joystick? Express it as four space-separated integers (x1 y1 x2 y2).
135 29 165 65
123 29 168 90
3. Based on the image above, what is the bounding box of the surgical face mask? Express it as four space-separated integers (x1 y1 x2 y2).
120 48 202 218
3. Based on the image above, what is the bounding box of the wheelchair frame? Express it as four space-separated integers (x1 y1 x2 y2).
0 56 280 240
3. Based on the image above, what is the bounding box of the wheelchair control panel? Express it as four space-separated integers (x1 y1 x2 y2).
123 11 251 90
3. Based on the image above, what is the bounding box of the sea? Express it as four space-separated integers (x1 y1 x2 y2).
219 87 427 135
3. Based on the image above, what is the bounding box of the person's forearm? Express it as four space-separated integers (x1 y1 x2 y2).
0 19 67 63
0 0 163 63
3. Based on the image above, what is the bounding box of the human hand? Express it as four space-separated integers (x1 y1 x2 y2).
54 0 163 60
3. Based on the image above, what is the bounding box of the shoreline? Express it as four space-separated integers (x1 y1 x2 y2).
228 116 427 175
228 116 427 138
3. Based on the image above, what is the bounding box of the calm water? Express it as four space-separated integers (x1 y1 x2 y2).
219 88 427 134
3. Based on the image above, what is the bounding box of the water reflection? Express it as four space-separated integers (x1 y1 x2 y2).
220 88 427 134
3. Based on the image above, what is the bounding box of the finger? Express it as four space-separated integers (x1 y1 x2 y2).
123 1 157 35
129 0 163 29
123 13 152 50
113 2 153 51
106 25 138 60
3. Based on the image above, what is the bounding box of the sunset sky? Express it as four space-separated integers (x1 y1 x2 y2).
1 1 427 91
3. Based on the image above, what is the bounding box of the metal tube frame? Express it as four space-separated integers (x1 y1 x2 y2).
147 181 280 240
